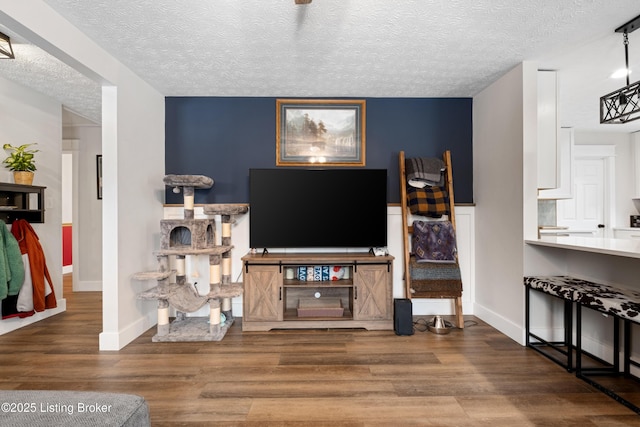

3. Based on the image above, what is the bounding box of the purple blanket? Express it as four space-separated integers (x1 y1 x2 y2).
411 220 457 263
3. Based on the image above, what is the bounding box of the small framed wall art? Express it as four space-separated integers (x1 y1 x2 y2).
276 99 366 166
96 154 102 200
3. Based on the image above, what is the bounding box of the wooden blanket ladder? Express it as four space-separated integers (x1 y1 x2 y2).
399 150 464 328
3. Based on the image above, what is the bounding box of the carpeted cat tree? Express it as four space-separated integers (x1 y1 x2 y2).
133 174 248 342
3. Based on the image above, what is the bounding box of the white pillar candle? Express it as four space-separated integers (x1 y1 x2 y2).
285 268 294 280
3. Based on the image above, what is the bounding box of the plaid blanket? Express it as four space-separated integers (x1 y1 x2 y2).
407 185 449 218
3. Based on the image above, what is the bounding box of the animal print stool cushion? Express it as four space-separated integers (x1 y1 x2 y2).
576 286 640 322
524 276 616 302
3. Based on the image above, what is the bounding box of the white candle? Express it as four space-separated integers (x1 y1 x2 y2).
285 268 294 280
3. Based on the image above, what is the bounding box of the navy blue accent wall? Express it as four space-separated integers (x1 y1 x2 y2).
165 97 473 204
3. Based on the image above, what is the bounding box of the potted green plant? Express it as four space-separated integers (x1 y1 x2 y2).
2 143 38 185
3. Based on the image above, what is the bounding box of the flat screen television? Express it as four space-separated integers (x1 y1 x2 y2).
249 168 387 249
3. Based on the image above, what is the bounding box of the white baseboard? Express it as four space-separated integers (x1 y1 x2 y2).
473 302 524 345
99 311 156 351
74 280 102 292
0 298 67 335
410 299 474 317
476 303 624 365
529 326 567 343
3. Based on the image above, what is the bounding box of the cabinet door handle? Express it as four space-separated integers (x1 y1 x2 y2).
279 287 282 301
354 286 357 300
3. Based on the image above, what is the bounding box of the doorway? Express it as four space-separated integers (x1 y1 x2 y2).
62 151 73 275
556 145 615 237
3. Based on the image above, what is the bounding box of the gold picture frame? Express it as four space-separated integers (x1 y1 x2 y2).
276 99 366 166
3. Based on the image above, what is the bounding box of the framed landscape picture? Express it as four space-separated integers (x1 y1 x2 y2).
276 99 366 166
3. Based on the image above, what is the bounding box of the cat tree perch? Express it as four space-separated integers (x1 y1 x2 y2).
133 174 248 342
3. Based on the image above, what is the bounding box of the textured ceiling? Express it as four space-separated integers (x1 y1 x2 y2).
0 30 102 122
2 1 640 131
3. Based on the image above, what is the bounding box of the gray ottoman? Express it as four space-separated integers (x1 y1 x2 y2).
0 390 150 426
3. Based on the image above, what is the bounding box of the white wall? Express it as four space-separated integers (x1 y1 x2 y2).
0 75 66 333
486 71 640 357
63 126 102 291
0 1 165 350
472 62 539 344
102 81 165 350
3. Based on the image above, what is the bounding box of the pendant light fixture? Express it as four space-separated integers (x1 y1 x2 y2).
0 31 14 59
600 15 640 123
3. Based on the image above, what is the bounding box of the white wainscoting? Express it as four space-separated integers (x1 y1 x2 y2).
162 205 475 320
387 206 475 318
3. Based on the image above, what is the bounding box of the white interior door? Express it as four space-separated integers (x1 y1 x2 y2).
557 158 605 237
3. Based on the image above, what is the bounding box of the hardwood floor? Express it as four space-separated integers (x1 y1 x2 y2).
0 275 638 426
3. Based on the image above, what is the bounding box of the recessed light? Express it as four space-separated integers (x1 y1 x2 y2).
611 68 631 78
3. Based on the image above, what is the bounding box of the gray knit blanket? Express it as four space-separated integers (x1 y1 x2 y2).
405 157 444 187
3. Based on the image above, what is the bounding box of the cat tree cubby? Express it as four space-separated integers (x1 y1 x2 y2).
133 174 248 342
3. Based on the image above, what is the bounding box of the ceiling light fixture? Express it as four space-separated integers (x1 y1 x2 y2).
611 68 631 79
600 15 640 124
0 32 14 59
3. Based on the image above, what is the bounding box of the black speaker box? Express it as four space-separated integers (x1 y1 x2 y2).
394 298 414 336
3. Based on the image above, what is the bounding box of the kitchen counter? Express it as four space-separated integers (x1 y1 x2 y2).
525 236 640 259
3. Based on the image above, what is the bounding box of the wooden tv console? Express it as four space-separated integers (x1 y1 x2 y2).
241 252 394 331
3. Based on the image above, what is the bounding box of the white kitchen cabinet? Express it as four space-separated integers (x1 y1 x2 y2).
538 127 573 199
613 228 640 239
537 70 559 190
